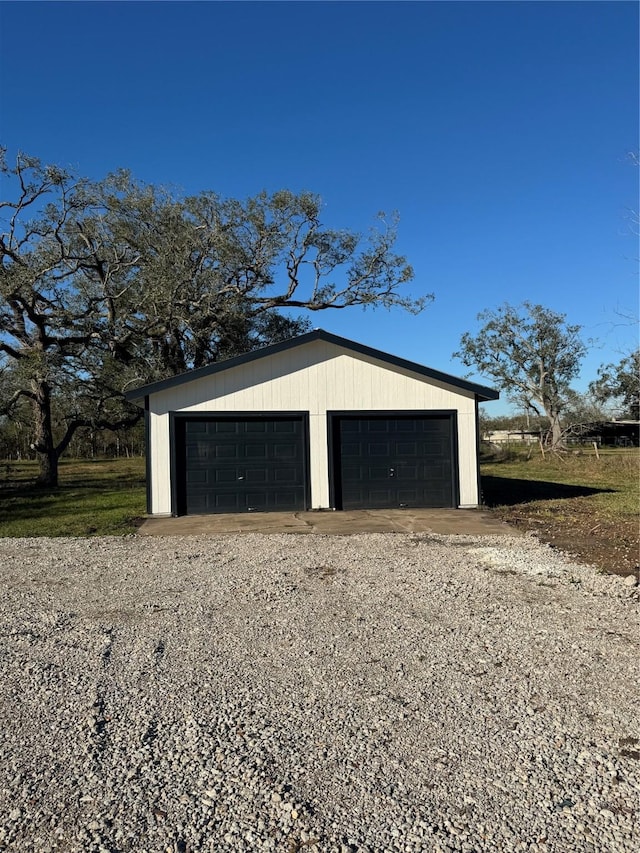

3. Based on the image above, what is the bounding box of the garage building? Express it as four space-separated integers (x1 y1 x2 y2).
125 330 498 516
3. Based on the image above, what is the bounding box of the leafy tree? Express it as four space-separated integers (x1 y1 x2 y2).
560 389 607 425
589 349 640 420
1 150 425 485
454 302 587 448
94 181 424 374
478 411 548 436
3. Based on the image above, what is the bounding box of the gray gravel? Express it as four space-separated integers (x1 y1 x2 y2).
0 532 638 853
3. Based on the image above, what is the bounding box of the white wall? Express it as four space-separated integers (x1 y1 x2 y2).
147 340 480 514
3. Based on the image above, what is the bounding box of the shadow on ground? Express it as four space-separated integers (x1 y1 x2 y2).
481 475 614 507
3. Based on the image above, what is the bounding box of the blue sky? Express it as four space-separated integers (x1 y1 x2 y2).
1 1 638 414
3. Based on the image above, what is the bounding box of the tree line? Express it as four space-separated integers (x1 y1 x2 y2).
1 150 637 484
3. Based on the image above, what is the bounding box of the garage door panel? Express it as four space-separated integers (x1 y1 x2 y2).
397 465 419 480
274 443 299 459
187 469 208 485
244 444 268 459
213 492 244 511
342 442 361 456
215 444 238 459
334 415 455 509
273 468 298 483
213 469 237 484
370 488 394 502
396 442 417 455
364 463 390 478
368 442 391 456
181 417 307 514
397 488 422 502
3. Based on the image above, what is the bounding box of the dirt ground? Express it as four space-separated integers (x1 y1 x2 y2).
493 504 639 580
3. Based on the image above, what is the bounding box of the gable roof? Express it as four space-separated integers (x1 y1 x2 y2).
124 329 499 404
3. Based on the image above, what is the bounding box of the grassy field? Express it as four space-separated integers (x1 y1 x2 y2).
0 457 146 537
480 445 639 578
1 449 638 576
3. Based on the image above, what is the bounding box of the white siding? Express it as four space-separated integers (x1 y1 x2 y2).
147 340 480 514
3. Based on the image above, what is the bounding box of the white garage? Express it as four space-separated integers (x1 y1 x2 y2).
125 330 498 516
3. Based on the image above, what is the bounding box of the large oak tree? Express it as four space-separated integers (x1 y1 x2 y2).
0 150 427 485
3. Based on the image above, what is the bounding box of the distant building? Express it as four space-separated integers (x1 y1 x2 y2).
572 421 639 447
484 429 540 445
484 421 639 448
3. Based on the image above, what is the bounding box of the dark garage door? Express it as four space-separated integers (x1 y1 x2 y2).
332 414 456 510
178 417 307 514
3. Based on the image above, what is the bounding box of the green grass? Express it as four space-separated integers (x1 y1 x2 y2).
480 445 639 576
0 457 146 537
480 446 639 518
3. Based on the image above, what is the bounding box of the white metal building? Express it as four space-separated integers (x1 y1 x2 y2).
126 330 498 516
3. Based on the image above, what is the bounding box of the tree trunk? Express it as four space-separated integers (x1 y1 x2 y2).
32 379 59 487
548 411 564 450
36 447 59 487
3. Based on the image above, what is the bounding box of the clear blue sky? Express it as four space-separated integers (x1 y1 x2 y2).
1 1 638 413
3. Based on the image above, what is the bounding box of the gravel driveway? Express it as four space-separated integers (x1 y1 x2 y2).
0 533 638 853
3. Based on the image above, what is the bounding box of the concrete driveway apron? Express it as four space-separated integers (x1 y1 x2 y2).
138 508 518 536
